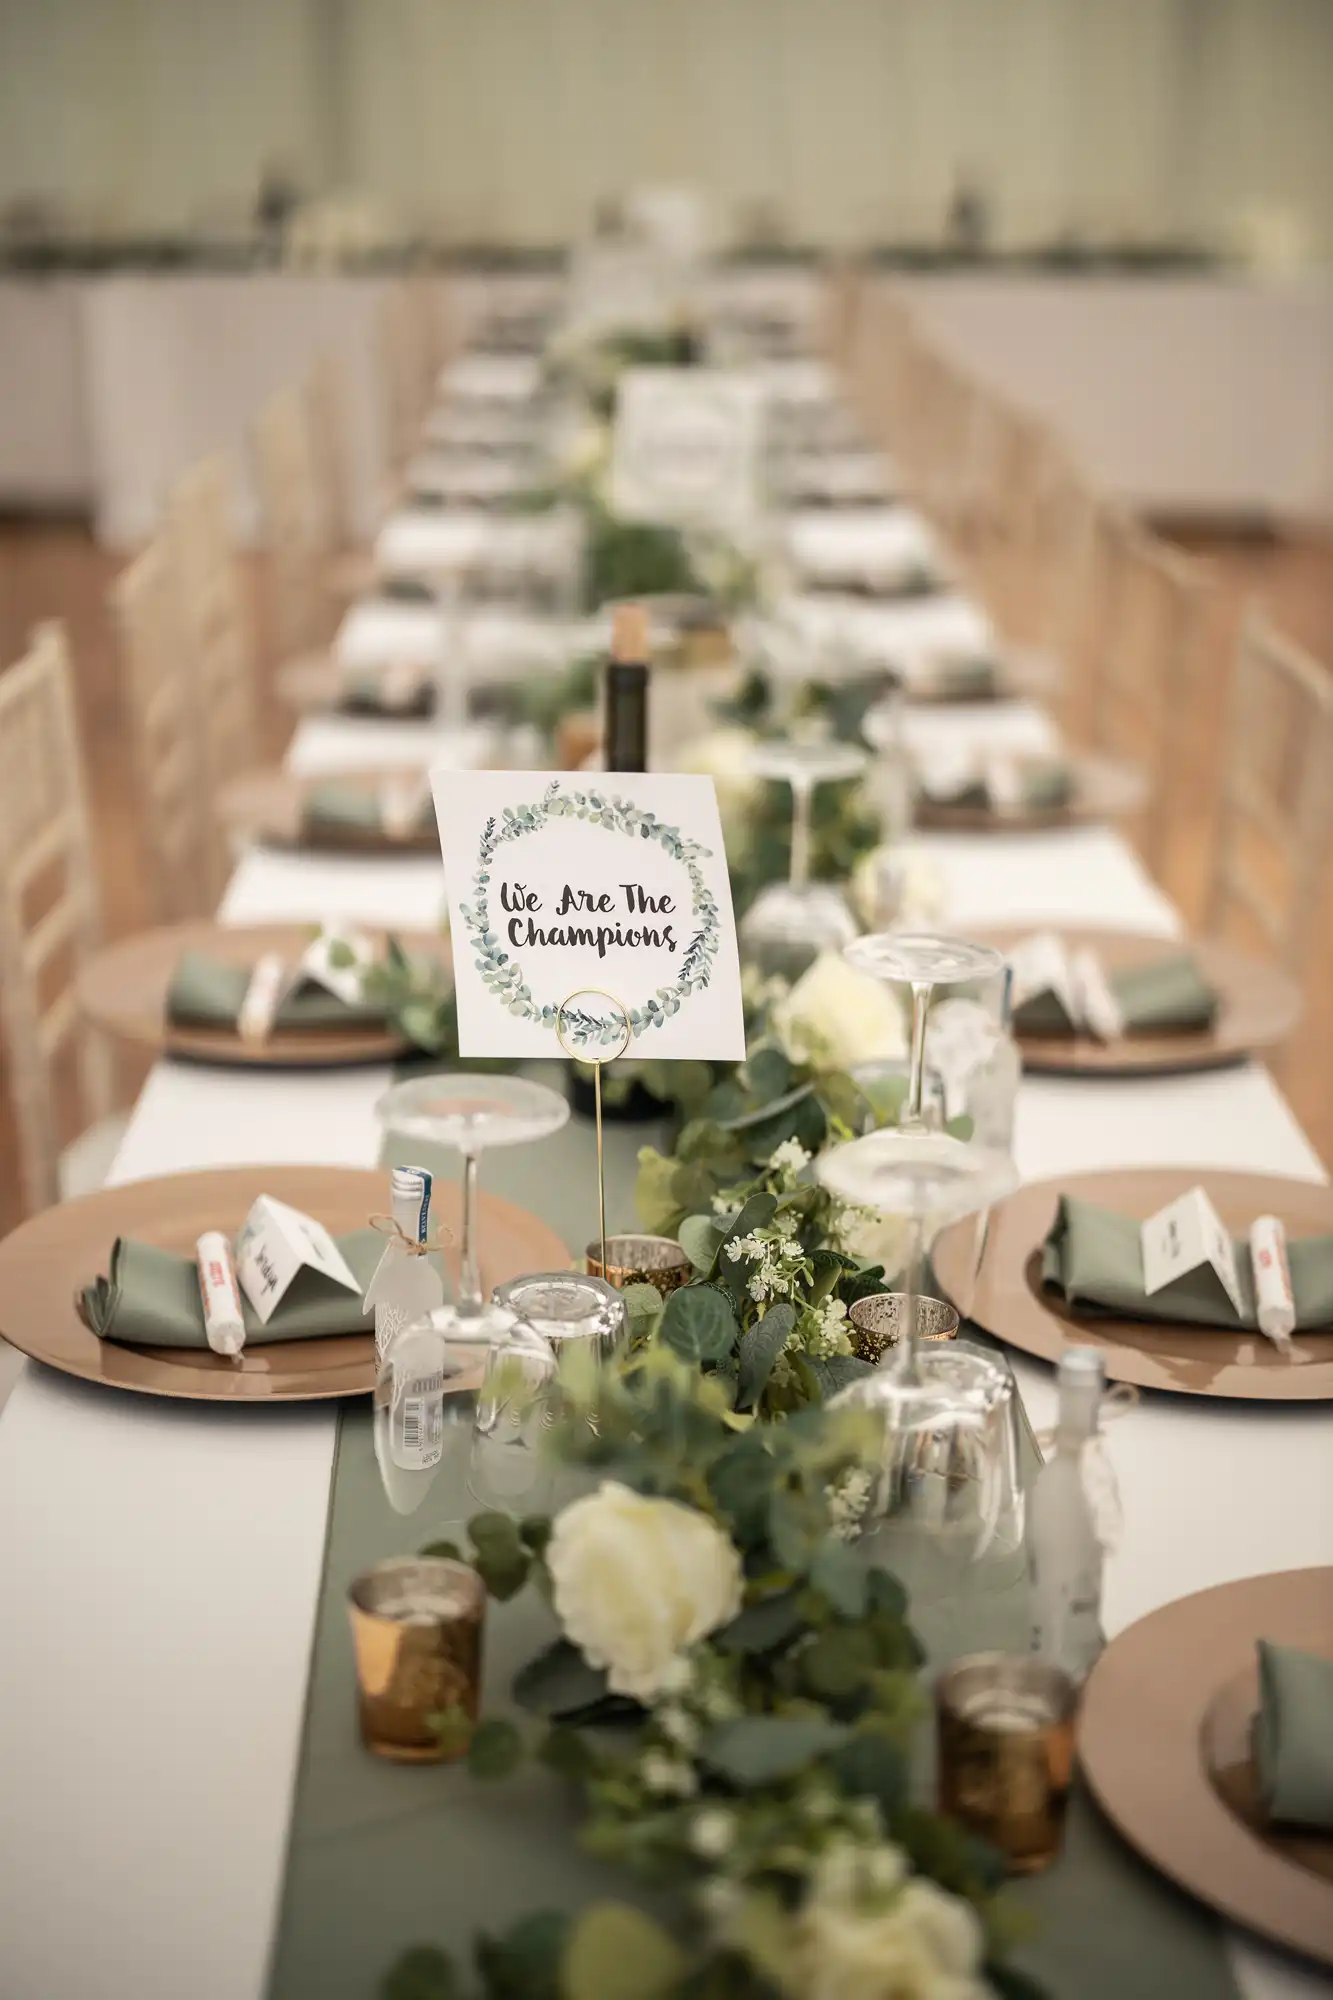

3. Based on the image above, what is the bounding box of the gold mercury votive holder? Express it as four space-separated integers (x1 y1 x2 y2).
848 1291 960 1365
936 1652 1077 1874
585 1232 692 1295
347 1556 486 1764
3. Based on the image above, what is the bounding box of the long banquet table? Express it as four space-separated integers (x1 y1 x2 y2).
0 547 1332 1997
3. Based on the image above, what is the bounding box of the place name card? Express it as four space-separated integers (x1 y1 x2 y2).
1141 1186 1244 1319
433 770 745 1062
611 368 763 538
235 1195 361 1325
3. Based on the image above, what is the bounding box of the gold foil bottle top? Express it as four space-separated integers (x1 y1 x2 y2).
611 603 649 664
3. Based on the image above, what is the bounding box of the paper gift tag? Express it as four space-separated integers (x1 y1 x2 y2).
611 368 764 539
1007 933 1080 1028
234 1195 361 1325
433 770 745 1062
298 928 376 1007
1141 1186 1245 1318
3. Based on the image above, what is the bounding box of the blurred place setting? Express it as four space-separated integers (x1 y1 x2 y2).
0 6 1332 2000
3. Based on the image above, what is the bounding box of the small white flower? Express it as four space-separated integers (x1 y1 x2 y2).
656 1655 695 1699
698 1876 743 1933
827 1467 874 1542
659 1706 701 1753
689 1808 738 1860
641 1750 697 1797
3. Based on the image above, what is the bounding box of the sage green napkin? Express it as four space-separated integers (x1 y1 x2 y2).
79 1229 383 1349
923 655 998 700
1041 1195 1333 1331
1014 952 1218 1039
1252 1640 1333 1830
301 785 434 843
165 952 387 1033
341 673 435 720
929 761 1071 813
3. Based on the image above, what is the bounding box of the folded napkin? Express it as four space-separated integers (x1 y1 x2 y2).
928 759 1070 813
341 671 436 719
1041 1195 1333 1331
166 951 388 1033
79 1229 383 1349
1015 952 1218 1038
807 569 943 604
301 784 435 843
911 654 998 701
1252 1640 1333 1830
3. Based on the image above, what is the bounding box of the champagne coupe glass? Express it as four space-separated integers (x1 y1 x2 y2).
739 738 868 980
815 1128 1021 1599
844 933 1003 1133
377 1073 570 1325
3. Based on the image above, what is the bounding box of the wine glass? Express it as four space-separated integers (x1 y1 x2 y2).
739 738 868 981
376 1073 570 1323
814 1128 1022 1602
844 933 1003 1132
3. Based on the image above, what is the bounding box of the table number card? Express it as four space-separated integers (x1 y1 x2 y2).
1141 1186 1245 1318
234 1195 361 1325
433 770 746 1062
611 368 764 538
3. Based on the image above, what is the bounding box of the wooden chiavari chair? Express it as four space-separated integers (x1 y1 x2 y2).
300 358 381 606
1088 517 1215 879
167 456 261 895
109 539 213 923
1207 610 1333 977
252 384 329 664
0 623 118 1218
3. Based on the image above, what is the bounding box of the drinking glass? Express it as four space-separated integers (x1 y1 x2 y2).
815 1128 1022 1597
739 739 868 980
373 1303 506 1517
844 933 1004 1132
376 1073 569 1322
467 1314 560 1511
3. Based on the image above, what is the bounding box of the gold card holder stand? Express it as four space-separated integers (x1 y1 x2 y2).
555 988 631 1285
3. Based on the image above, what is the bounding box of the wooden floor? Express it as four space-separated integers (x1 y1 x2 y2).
1 517 1332 1235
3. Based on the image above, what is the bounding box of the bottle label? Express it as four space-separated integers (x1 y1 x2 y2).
397 1370 445 1471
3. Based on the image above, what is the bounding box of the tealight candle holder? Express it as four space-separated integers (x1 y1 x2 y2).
347 1556 486 1764
935 1652 1077 1873
585 1233 692 1295
848 1291 960 1364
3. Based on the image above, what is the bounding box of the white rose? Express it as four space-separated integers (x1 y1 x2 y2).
773 952 907 1073
675 728 763 814
547 1481 744 1702
788 1861 994 2000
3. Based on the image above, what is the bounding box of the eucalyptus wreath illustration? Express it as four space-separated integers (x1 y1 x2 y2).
458 779 721 1050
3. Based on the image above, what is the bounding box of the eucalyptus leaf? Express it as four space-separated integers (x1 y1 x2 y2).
810 1536 869 1618
468 1717 525 1780
678 1213 723 1275
715 1587 805 1655
745 1045 792 1103
475 1910 571 2000
700 1713 848 1787
562 1903 687 2000
736 1301 795 1409
805 1354 876 1400
720 1081 813 1136
659 1283 738 1365
828 1729 908 1821
513 1639 637 1723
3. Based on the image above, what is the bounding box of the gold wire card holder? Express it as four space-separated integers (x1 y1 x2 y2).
554 987 632 1285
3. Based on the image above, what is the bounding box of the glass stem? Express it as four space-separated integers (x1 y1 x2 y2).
899 1214 926 1386
905 979 932 1129
789 777 813 888
459 1152 482 1312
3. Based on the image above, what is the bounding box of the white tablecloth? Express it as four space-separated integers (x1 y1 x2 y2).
0 541 1329 2000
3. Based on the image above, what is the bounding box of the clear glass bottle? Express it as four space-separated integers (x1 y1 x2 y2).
1027 1347 1107 1686
368 1166 445 1363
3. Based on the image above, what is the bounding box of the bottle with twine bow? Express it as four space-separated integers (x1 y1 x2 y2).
364 1166 446 1365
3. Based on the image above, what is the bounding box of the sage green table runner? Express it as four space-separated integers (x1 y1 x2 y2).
265 1106 1241 1999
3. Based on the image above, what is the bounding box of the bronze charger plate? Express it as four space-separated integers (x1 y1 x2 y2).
915 752 1146 830
932 1167 1333 1399
973 928 1301 1076
1080 1568 1333 1966
0 1164 568 1402
76 921 449 1068
219 766 439 856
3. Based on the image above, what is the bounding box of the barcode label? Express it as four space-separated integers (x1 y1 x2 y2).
396 1371 445 1470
